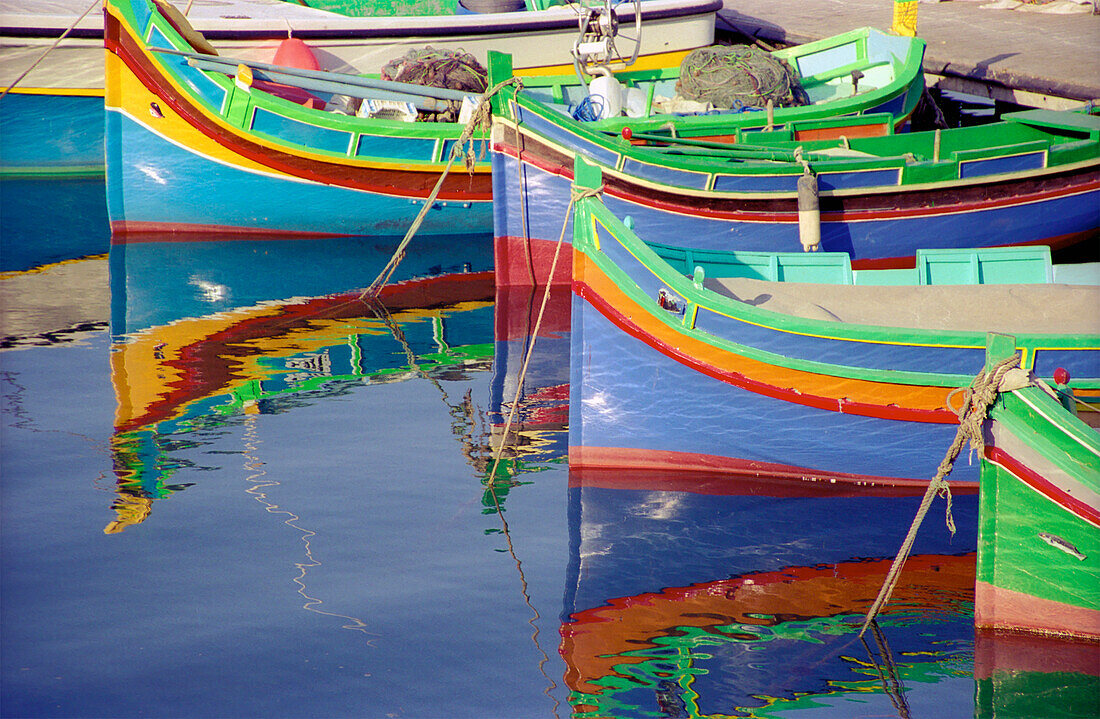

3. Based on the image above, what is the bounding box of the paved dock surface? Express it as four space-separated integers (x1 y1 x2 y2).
717 0 1100 105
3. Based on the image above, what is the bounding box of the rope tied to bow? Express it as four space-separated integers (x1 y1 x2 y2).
859 352 1023 637
360 76 523 300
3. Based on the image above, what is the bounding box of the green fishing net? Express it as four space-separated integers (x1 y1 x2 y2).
676 45 807 109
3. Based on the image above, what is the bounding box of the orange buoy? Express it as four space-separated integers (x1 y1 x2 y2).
272 37 320 71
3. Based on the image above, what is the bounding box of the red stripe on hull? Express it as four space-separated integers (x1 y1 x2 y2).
568 445 979 490
574 277 958 424
985 445 1100 527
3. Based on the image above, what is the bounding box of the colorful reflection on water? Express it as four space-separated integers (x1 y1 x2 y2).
2 183 1096 717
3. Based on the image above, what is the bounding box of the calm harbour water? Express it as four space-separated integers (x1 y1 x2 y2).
0 177 1044 718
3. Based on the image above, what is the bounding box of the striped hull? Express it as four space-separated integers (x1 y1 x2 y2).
105 9 493 236
975 387 1100 639
568 192 1100 489
569 282 979 486
493 126 1100 286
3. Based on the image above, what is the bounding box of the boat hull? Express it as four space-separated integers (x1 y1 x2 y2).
569 281 979 486
492 121 1100 287
975 385 1100 639
567 179 1100 489
103 5 495 236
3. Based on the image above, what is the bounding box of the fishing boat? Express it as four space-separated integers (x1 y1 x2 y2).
490 48 1099 286
567 158 1100 488
974 334 1100 639
562 466 978 715
3 0 719 175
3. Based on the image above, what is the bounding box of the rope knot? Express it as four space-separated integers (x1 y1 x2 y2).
570 185 604 203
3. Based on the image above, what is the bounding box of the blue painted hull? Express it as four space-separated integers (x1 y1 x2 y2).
492 149 1100 286
568 296 977 484
106 111 492 236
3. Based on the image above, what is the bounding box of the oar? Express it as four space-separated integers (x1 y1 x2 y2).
151 47 472 103
612 127 832 164
189 57 453 113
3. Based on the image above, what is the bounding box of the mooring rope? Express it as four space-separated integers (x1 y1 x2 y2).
859 352 1023 637
359 76 522 300
486 184 603 481
0 0 100 100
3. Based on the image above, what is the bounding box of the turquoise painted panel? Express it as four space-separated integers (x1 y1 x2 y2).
358 132 438 161
252 108 353 155
866 28 914 66
795 43 858 79
916 247 1053 285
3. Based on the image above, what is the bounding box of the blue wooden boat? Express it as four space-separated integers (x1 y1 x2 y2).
567 158 1100 488
489 49 1099 286
3 0 719 175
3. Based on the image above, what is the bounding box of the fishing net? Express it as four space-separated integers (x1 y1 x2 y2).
675 45 807 110
381 47 488 122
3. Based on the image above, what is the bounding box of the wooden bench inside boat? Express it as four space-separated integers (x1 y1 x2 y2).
652 244 1100 334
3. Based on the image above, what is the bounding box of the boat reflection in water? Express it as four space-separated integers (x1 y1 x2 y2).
974 629 1100 719
561 467 980 717
484 283 572 507
107 232 494 533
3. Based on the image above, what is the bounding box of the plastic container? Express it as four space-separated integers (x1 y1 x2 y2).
587 73 622 120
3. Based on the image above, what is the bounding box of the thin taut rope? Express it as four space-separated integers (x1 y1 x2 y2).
487 184 602 481
859 352 1022 637
360 77 522 300
1 0 101 100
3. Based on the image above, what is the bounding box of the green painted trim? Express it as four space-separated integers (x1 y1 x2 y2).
976 460 1099 611
977 384 1100 612
571 168 1098 391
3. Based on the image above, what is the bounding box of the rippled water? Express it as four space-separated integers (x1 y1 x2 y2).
1 178 1090 718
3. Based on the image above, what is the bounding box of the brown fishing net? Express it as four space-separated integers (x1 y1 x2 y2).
676 45 808 109
381 48 488 121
